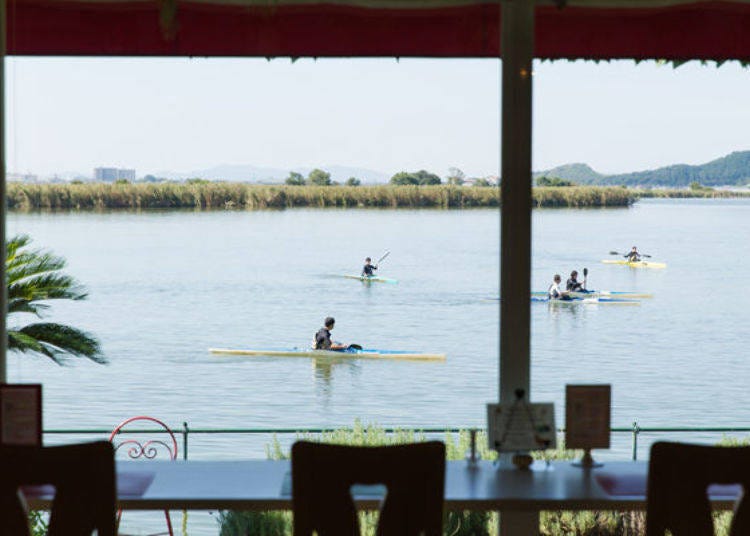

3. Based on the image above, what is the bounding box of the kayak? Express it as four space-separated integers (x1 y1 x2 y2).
209 347 445 361
531 290 653 299
341 274 399 284
601 260 667 269
487 296 640 305
531 296 640 305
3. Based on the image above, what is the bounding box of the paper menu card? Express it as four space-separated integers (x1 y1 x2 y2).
0 384 42 446
487 402 556 452
565 384 611 450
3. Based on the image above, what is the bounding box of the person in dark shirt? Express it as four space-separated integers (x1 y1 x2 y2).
361 257 378 277
566 270 585 292
625 246 641 262
313 317 347 350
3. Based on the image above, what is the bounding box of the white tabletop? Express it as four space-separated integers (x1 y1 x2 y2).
24 459 739 511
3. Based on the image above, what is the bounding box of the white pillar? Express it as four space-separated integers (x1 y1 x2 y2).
0 0 7 382
499 1 536 534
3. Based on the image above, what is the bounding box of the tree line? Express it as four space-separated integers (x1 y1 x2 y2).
285 167 497 187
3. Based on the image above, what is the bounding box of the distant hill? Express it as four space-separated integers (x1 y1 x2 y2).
533 163 605 183
535 151 750 187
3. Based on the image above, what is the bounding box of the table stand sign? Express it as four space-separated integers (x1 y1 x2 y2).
465 429 479 467
487 389 555 470
0 384 42 446
565 384 611 469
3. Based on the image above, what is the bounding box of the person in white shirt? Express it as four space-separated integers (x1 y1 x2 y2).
548 274 571 300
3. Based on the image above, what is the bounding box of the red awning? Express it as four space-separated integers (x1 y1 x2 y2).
7 0 750 60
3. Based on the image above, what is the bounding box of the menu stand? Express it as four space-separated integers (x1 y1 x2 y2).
565 384 611 469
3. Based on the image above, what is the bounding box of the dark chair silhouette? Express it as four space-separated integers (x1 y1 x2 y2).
0 441 116 536
647 441 750 535
109 416 178 536
291 440 445 536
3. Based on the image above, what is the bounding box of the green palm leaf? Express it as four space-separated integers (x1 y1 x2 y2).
6 235 105 365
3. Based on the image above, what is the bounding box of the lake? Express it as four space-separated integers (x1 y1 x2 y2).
7 198 750 533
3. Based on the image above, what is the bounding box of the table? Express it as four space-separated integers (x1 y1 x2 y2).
24 459 740 534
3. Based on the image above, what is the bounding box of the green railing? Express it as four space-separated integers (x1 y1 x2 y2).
42 422 750 461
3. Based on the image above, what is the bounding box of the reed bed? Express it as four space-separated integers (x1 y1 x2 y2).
634 188 750 199
7 182 638 210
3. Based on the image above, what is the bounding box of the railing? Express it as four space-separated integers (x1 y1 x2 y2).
43 422 750 462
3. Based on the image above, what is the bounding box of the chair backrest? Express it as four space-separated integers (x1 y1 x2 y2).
647 441 750 536
292 440 445 536
0 441 116 536
109 416 178 460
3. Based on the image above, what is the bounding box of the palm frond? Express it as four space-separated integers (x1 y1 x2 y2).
8 298 49 316
7 251 69 285
13 323 105 365
9 273 87 302
6 235 105 366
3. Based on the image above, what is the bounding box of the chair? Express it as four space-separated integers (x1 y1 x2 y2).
647 441 750 535
109 416 178 536
0 441 116 536
291 440 445 536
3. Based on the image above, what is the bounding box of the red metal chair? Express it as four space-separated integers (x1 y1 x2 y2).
109 416 178 536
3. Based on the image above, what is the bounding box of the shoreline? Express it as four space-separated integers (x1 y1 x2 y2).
6 182 749 211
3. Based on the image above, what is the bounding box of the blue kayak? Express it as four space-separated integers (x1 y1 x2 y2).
531 296 640 305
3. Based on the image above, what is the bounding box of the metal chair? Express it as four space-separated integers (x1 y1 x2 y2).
109 416 178 536
647 441 750 535
292 440 445 536
0 441 116 536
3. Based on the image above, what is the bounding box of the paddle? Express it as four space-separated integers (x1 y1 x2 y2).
609 250 652 258
376 251 390 266
347 344 363 351
583 267 588 291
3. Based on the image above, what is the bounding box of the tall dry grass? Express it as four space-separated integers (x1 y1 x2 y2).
7 183 637 210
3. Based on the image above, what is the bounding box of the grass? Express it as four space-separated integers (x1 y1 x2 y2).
634 188 750 199
7 182 637 210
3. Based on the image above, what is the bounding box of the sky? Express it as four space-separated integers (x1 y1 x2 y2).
5 57 750 179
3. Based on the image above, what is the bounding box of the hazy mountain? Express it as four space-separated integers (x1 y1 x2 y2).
536 151 750 187
155 164 390 184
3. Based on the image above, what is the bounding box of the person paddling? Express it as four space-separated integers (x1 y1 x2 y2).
548 274 572 300
625 246 641 262
361 257 378 277
566 270 586 292
313 317 348 351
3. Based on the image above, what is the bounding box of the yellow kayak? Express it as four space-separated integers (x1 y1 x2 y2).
209 347 445 362
601 259 667 269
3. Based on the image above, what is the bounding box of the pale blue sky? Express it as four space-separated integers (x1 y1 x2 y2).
6 57 750 178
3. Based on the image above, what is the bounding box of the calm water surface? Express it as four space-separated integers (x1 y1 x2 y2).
7 199 750 533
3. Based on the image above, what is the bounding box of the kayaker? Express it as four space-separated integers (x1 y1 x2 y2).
549 274 571 300
566 270 586 292
625 246 641 262
313 317 347 351
361 257 378 277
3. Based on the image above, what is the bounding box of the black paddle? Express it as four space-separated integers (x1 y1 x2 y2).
583 267 588 291
347 343 363 351
609 250 652 258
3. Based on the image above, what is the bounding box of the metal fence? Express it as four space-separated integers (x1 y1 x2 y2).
42 422 750 462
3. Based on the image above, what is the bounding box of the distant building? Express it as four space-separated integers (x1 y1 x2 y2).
94 167 136 182
7 172 39 183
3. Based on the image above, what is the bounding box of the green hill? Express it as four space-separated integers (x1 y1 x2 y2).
536 151 750 187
